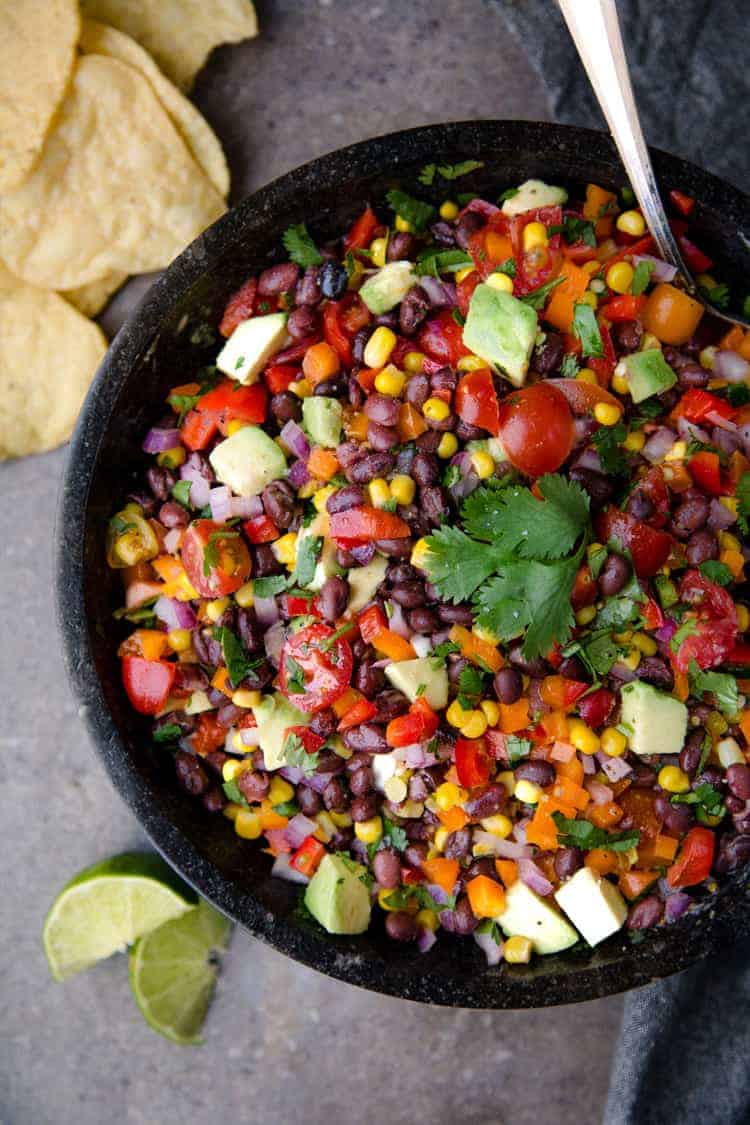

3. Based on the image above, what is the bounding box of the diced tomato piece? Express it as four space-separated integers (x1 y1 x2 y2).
337 698 377 731
358 604 388 645
323 294 370 366
181 519 252 597
675 388 735 424
278 624 353 713
180 408 219 451
242 514 279 544
456 270 482 317
454 737 492 789
330 506 410 541
455 368 500 435
284 594 319 617
344 206 379 252
587 322 617 383
596 508 673 578
667 827 715 888
289 836 326 877
497 383 574 477
122 656 175 716
640 596 664 632
509 205 563 297
577 687 616 730
599 294 647 322
284 725 326 754
688 451 722 495
417 309 470 366
219 277 258 338
264 364 300 395
386 698 439 748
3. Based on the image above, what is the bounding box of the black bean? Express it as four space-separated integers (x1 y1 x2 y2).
443 895 477 935
316 751 347 778
672 496 710 539
408 607 440 634
437 604 474 626
399 285 430 335
430 220 456 247
271 391 302 424
627 490 654 521
174 751 209 796
415 429 442 453
262 479 299 529
554 847 583 880
353 661 386 698
390 582 426 609
287 305 319 340
397 503 432 539
343 724 388 754
455 211 485 249
714 833 750 875
726 794 746 815
654 794 694 834
194 630 222 667
637 656 674 690
351 793 378 822
236 608 261 653
147 465 176 503
598 553 631 597
374 538 412 558
515 760 556 788
238 660 274 691
237 770 269 801
307 710 335 741
322 777 347 811
727 764 750 801
695 765 724 790
421 485 449 526
558 655 587 681
367 421 399 452
464 785 507 820
387 232 416 261
318 260 348 300
352 327 373 364
373 848 402 888
430 367 457 396
385 911 418 942
296 267 321 306
404 842 428 869
408 772 432 802
425 410 456 433
568 466 614 510
253 543 284 577
611 320 642 355
202 787 225 813
677 362 709 389
259 262 300 296
313 375 348 398
216 702 243 728
493 667 523 705
364 394 401 426
412 451 440 486
324 485 363 515
630 764 657 788
405 373 430 409
627 895 664 930
680 729 706 775
349 766 374 796
297 786 321 816
375 312 398 330
387 561 417 584
349 452 395 484
159 501 188 529
686 529 718 565
533 332 564 375
372 690 410 723
444 828 472 859
455 420 486 442
319 575 349 622
508 643 549 678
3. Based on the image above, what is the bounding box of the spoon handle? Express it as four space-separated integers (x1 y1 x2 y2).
557 0 690 279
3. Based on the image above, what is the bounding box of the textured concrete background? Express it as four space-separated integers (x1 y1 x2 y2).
1 3 624 1122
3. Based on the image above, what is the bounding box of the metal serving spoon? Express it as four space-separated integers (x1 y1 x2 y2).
557 0 749 330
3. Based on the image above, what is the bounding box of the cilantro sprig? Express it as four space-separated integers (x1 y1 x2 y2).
282 223 323 268
548 216 596 247
384 885 456 914
203 528 240 576
736 472 750 534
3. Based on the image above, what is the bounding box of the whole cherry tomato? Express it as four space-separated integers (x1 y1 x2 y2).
496 383 574 476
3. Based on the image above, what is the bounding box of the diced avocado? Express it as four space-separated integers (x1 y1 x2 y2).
209 424 287 498
302 396 342 448
496 879 578 955
252 692 310 770
216 312 289 385
462 283 537 387
555 866 627 947
385 657 449 711
622 349 677 403
359 261 415 315
466 437 509 464
184 690 213 715
501 179 568 217
346 556 388 614
619 680 688 757
304 853 372 935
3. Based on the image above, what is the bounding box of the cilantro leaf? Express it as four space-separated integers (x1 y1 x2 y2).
273 800 300 817
520 276 564 311
498 187 518 203
451 308 466 327
520 555 580 660
284 655 306 695
282 223 323 268
384 885 456 914
317 622 355 652
292 534 322 589
417 164 437 186
630 259 655 296
385 189 436 232
422 525 500 603
203 529 240 576
548 216 596 247
415 247 473 276
382 817 408 852
222 779 250 807
587 545 608 580
736 472 750 534
283 732 319 777
457 664 488 710
473 566 530 642
462 476 589 560
153 723 182 744
109 514 136 536
592 422 628 477
670 618 700 653
699 561 734 587
552 813 640 852
579 631 624 677
506 736 532 765
253 574 289 598
560 353 580 379
429 640 460 667
214 626 260 687
688 660 739 718
437 159 484 180
672 782 725 824
728 384 750 407
572 302 604 357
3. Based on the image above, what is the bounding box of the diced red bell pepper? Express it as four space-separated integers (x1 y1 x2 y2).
676 388 735 424
122 655 175 716
688 451 722 495
219 277 258 338
330 506 410 541
386 698 439 748
243 514 279 544
640 595 665 632
344 206 379 252
671 223 713 274
338 698 378 732
264 364 300 395
284 725 326 754
284 593 320 617
417 309 470 366
669 190 696 218
561 680 589 709
455 368 500 435
195 380 267 426
667 827 715 888
455 737 492 789
358 604 388 645
323 294 370 366
577 687 616 730
289 836 326 877
599 294 647 322
604 234 655 267
596 507 673 578
181 409 218 451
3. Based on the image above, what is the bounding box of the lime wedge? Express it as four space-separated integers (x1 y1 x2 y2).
43 852 196 981
129 898 232 1045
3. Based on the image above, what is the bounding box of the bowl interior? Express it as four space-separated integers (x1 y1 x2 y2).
59 121 750 1007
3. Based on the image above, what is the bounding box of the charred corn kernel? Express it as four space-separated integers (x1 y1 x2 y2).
411 537 431 568
486 271 514 293
222 803 242 823
329 810 352 828
481 814 513 838
720 531 742 552
611 371 631 396
395 214 413 233
368 478 391 509
416 908 439 932
504 935 533 964
435 782 465 810
707 711 729 739
378 888 400 911
568 719 600 755
664 440 687 462
575 605 597 626
514 778 542 805
594 402 623 427
623 429 645 451
641 332 661 351
384 776 408 804
404 350 426 374
605 261 634 294
354 816 382 845
433 827 450 852
601 727 627 757
272 531 298 567
576 367 598 385
737 605 750 632
480 700 500 727
699 345 718 371
455 265 475 283
423 397 450 422
440 199 459 220
369 236 388 268
717 737 745 768
167 628 192 652
157 446 186 469
234 581 254 608
315 811 336 842
720 496 739 516
632 632 658 656
446 699 471 729
268 776 294 805
390 474 415 505
616 210 646 237
289 378 312 398
374 364 406 397
457 354 487 372
658 765 691 794
579 290 598 309
460 710 488 739
222 759 246 782
497 770 515 794
437 432 458 458
234 810 262 839
523 221 548 251
313 485 336 513
471 450 495 479
232 688 261 709
206 597 230 623
622 647 642 671
364 326 397 369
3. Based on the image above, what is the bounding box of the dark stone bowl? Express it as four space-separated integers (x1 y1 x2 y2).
57 121 750 1007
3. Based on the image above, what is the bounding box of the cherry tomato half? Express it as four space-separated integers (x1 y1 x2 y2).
455 368 500 435
278 623 353 713
122 655 175 716
496 383 574 477
596 508 673 579
667 827 715 888
181 519 252 598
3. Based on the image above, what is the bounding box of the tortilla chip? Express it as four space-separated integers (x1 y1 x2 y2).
0 263 107 460
0 55 226 290
79 20 229 198
0 0 80 191
62 271 128 317
79 0 258 90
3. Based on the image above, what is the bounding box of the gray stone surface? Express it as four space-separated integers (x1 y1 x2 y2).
1 3 623 1122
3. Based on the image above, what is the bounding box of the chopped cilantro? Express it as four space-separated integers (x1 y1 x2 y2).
698 561 734 587
698 282 730 310
496 257 516 278
171 479 192 509
284 655 306 695
273 800 300 817
385 189 436 232
498 187 519 203
292 534 322 589
282 222 323 268
670 618 700 653
688 660 739 718
451 308 466 327
429 640 460 668
442 463 462 488
109 514 136 536
415 248 473 277
283 732 319 777
592 422 628 477
476 918 503 944
654 573 679 610
383 885 456 914
728 384 750 407
736 472 750 534
457 664 488 710
630 259 655 296
587 545 608 580
418 160 484 185
572 302 603 357
253 574 289 598
552 813 640 852
382 817 408 852
222 779 250 807
560 353 580 379
152 724 182 744
520 276 564 311
672 782 725 825
548 216 596 247
203 529 240 576
214 626 260 687
317 622 355 652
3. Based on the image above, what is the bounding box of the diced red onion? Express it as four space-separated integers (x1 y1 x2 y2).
512 818 529 845
738 422 750 456
387 602 413 640
288 459 310 489
571 445 603 472
632 254 677 283
550 740 576 763
263 620 286 665
279 765 304 784
581 753 596 775
677 416 709 444
598 755 633 783
417 275 456 308
517 857 553 896
642 426 676 462
163 528 183 555
713 350 750 384
240 726 260 747
708 498 737 531
143 426 181 453
450 470 480 500
280 420 310 460
393 743 438 769
655 617 677 643
209 485 233 523
223 727 238 755
271 852 309 883
231 495 263 519
587 779 614 805
610 661 638 683
705 410 737 433
711 425 741 455
254 595 281 629
305 771 336 795
154 595 196 630
264 828 292 854
417 926 437 954
425 882 453 905
473 833 532 859
665 891 692 923
474 929 504 965
179 456 211 508
285 813 319 849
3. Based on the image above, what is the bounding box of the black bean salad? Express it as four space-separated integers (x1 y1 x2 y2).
107 170 750 964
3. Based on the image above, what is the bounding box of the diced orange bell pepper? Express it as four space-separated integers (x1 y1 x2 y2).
211 666 232 696
466 875 506 919
619 869 659 901
302 341 340 386
720 549 745 580
541 710 570 742
719 325 745 353
728 450 750 485
118 629 170 662
398 401 428 440
585 848 619 876
371 629 416 661
438 806 469 832
653 834 679 862
543 258 591 332
307 447 340 481
588 801 624 830
495 859 518 887
421 857 459 895
259 807 289 831
674 672 689 702
583 183 618 237
499 697 530 734
739 710 750 747
345 411 370 442
555 754 585 786
448 624 503 673
331 687 362 718
739 335 750 362
550 776 589 811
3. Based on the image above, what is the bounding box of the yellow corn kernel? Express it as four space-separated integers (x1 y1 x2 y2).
368 478 392 509
523 221 548 251
297 480 319 500
364 326 397 369
575 605 597 627
329 810 353 828
579 290 598 309
736 605 750 633
313 484 337 513
289 378 312 398
698 345 717 371
222 803 242 823
416 908 439 932
631 632 657 656
720 531 742 552
374 364 406 396
568 719 600 756
268 776 294 805
434 782 467 811
481 814 512 838
354 815 383 845
587 541 604 557
410 537 431 568
227 419 252 438
390 474 416 506
231 732 246 753
611 371 631 396
664 440 687 462
378 888 400 911
156 447 187 469
471 450 495 479
717 737 745 768
234 581 254 608
395 215 413 233
460 710 488 739
707 711 729 740
504 935 533 964
613 630 634 644
272 531 298 567
232 688 261 709
455 265 475 283
472 839 497 858
497 770 515 794
369 236 388 268
437 432 458 459
480 700 500 727
622 648 642 671
457 354 487 372
222 759 246 782
486 271 514 293
205 597 230 623
623 430 645 452
234 810 262 840
384 776 408 804
314 811 336 842
403 351 426 374
658 765 690 794
514 779 542 805
576 367 598 385
605 261 635 294
446 699 471 729
440 199 459 221
582 260 602 275
167 628 192 653
422 397 450 422
720 496 739 517
593 402 623 426
601 727 627 758
616 210 646 237
432 827 450 853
